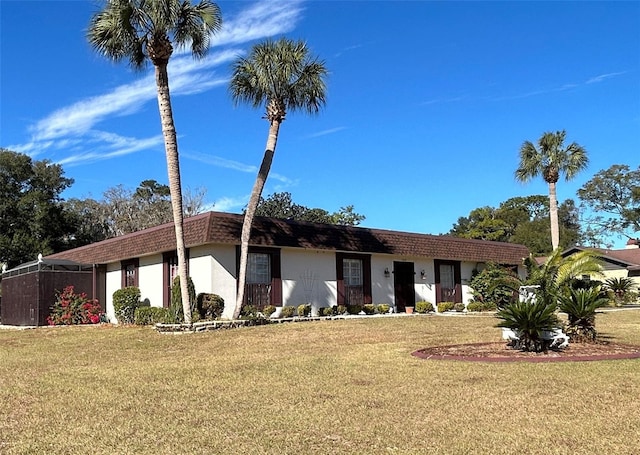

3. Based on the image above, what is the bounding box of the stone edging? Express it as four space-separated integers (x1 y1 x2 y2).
411 342 640 363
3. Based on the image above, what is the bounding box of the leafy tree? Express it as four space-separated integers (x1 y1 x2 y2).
65 181 208 243
449 195 582 254
515 130 588 251
87 0 221 325
577 164 640 244
0 149 75 268
229 38 328 319
253 192 365 226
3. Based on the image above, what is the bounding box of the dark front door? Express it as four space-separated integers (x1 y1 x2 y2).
393 261 415 312
434 260 462 303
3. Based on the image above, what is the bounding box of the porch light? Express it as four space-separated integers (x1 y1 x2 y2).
420 269 426 280
384 267 390 278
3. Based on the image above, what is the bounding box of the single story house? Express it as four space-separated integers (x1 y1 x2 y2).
47 211 529 322
562 239 640 286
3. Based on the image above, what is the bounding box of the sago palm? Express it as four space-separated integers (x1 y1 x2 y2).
227 38 328 319
515 130 588 251
88 0 222 324
496 299 560 352
558 287 609 342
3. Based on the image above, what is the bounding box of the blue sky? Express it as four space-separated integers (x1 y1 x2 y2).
1 0 639 247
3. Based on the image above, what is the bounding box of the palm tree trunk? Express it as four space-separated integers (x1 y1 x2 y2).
227 120 281 320
548 181 560 251
155 62 191 324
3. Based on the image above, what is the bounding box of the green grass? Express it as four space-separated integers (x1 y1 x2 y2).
1 311 639 454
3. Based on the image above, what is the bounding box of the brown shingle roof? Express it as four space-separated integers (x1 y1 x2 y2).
48 211 530 265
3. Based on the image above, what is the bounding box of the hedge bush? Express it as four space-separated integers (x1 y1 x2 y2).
297 304 311 317
362 304 376 315
134 306 172 325
415 301 434 313
170 276 196 323
376 304 390 314
196 293 225 320
437 301 455 313
281 306 296 318
113 286 142 324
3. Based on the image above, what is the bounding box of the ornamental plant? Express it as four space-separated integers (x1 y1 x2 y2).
48 285 102 325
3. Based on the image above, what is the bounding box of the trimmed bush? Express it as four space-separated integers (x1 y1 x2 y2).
346 304 363 315
134 306 172 325
196 293 225 320
262 305 276 318
113 286 142 324
170 276 196 323
297 304 311 317
415 301 434 314
376 304 390 314
240 305 259 319
336 305 347 315
281 306 296 318
453 302 466 312
437 301 455 313
466 301 484 312
362 304 376 315
320 307 334 317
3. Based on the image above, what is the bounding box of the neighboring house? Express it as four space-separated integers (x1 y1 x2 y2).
47 211 529 322
562 239 640 286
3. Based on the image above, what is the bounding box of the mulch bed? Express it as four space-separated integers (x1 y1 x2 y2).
412 341 640 363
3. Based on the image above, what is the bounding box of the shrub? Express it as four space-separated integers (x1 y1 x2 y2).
496 300 560 352
346 304 363 315
362 304 376 315
134 306 172 325
320 307 334 317
196 293 225 320
336 305 347 315
262 305 276 318
469 264 520 309
415 301 434 314
240 305 259 319
113 286 141 324
376 303 390 314
466 301 484 312
48 285 103 325
437 302 455 313
297 304 311 317
558 287 609 343
170 276 196 323
281 306 296 318
453 302 465 312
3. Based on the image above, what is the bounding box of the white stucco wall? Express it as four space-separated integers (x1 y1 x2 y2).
138 254 163 307
281 249 336 312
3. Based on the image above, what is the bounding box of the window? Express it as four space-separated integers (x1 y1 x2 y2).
121 259 139 288
237 247 282 309
336 253 371 306
248 253 271 284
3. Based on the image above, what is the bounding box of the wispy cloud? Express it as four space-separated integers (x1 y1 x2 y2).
306 126 347 138
11 0 305 167
213 195 249 212
184 151 295 185
490 71 627 102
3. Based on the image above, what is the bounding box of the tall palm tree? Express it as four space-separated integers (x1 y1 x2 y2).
227 38 328 319
515 130 588 251
88 0 222 324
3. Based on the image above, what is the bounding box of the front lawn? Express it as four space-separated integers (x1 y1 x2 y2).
1 311 639 454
